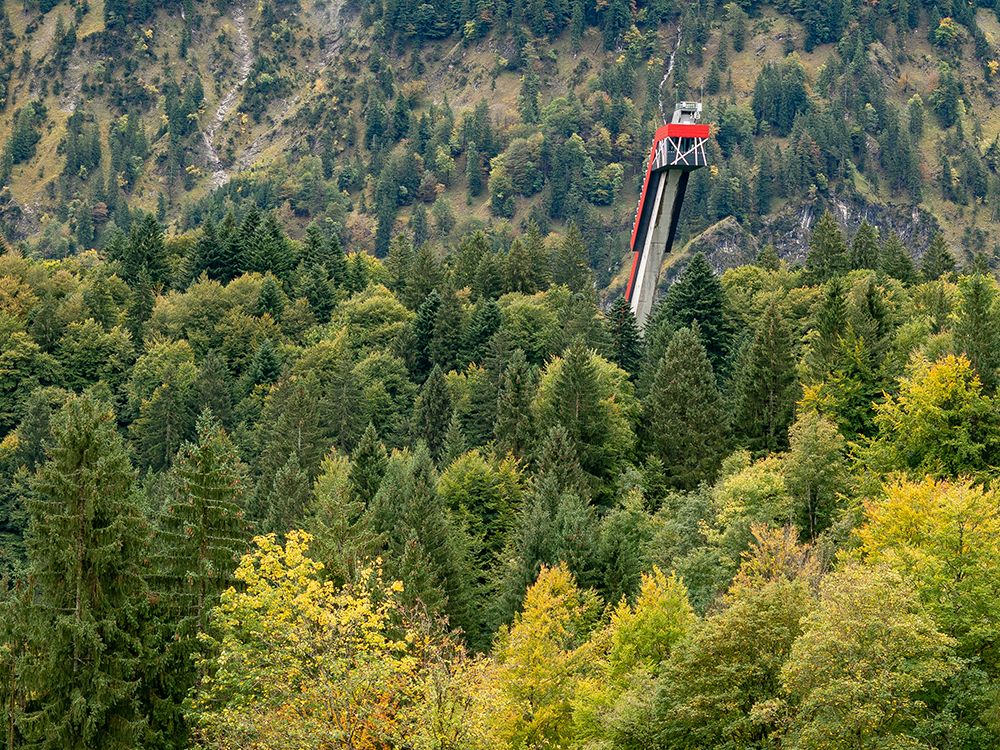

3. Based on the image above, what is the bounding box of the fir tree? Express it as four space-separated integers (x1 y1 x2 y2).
922 233 956 281
606 296 643 380
462 298 502 366
124 266 154 350
806 209 848 282
24 394 148 750
192 350 233 428
735 303 797 452
254 274 286 320
412 365 453 462
123 211 169 286
413 289 442 381
552 222 592 294
158 408 248 640
429 284 465 373
953 272 1000 394
850 220 880 270
644 326 728 490
664 252 731 374
495 348 538 460
349 423 389 507
246 339 282 389
187 216 224 285
879 230 917 284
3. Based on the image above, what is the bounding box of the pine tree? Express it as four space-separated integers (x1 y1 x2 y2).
922 233 956 281
735 303 797 452
806 209 848 282
24 394 148 750
606 296 643 379
495 348 538 460
644 326 728 490
412 365 453 462
850 220 880 270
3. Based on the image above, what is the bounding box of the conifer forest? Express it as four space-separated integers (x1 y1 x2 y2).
2 0 1000 746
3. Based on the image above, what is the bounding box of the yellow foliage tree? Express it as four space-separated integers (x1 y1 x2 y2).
191 531 420 750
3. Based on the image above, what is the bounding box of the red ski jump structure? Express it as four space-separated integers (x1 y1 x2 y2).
625 102 709 329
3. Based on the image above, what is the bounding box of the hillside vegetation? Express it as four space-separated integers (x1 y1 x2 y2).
3 0 1000 748
0 0 999 284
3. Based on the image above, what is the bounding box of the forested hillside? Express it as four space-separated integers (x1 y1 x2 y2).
0 202 998 747
3 0 1000 747
0 0 999 282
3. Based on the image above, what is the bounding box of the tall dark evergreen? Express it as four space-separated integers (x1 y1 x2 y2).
494 347 538 460
806 210 848 282
158 408 247 640
412 364 453 462
922 234 956 281
879 230 918 284
953 272 1000 394
644 326 728 490
24 394 148 750
850 220 880 270
349 423 389 507
665 252 731 374
606 296 643 379
551 222 592 294
735 303 797 452
123 211 169 286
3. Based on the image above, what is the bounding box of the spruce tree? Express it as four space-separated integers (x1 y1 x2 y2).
552 222 592 294
349 423 389 507
644 326 728 490
462 298 502 366
735 303 797 452
850 219 880 270
606 296 643 380
327 232 348 288
24 394 148 750
953 272 1000 394
158 408 247 638
413 289 441 381
254 274 286 320
187 216 224 285
246 338 282 389
123 211 169 286
879 230 917 284
429 284 465 373
412 365 453 462
922 233 956 281
495 348 538 461
664 252 731 374
192 350 233 429
806 209 848 282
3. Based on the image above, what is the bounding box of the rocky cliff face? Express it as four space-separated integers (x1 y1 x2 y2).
661 189 945 288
